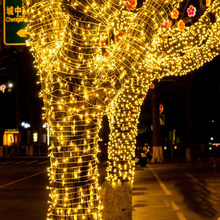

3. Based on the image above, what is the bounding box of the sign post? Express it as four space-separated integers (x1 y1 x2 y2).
3 0 29 45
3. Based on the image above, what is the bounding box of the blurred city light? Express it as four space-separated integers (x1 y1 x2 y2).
33 132 38 142
8 82 13 88
0 84 6 93
21 122 31 128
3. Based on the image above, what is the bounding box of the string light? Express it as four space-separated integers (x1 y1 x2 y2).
23 0 220 219
106 0 220 186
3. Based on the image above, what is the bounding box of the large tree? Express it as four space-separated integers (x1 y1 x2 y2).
23 0 220 219
104 0 220 218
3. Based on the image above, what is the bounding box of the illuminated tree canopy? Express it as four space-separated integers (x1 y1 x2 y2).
106 0 220 186
23 0 220 219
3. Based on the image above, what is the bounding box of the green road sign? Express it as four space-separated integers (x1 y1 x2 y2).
3 0 29 45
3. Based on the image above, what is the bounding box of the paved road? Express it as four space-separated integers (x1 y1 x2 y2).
0 159 220 220
133 162 220 220
0 159 107 220
0 159 49 220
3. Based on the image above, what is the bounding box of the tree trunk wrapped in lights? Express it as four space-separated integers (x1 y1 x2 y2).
23 0 220 219
23 0 175 219
102 75 150 220
106 0 220 175
103 1 220 218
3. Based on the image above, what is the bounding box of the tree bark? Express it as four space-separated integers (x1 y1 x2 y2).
101 182 132 220
47 106 103 219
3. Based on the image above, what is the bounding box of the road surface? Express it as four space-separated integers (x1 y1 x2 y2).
0 158 220 220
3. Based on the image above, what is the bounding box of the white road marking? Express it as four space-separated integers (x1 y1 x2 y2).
148 165 172 195
14 161 26 164
26 160 38 164
186 172 217 193
177 211 187 220
148 165 187 220
171 201 187 220
1 161 13 165
0 171 45 189
164 199 169 207
39 160 49 164
171 201 179 210
147 194 167 196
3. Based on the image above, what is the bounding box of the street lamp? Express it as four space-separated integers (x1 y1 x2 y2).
21 122 31 129
8 82 13 88
7 82 13 92
42 124 50 146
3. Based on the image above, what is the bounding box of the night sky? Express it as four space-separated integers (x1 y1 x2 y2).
138 55 220 147
0 46 43 145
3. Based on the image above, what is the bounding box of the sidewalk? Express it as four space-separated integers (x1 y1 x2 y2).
132 163 220 220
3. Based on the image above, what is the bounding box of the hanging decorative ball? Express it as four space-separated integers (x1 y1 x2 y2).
100 40 105 48
171 9 179 19
115 32 124 42
149 84 155 89
125 0 137 10
104 52 110 57
206 0 212 7
187 5 197 17
161 20 172 29
177 20 185 31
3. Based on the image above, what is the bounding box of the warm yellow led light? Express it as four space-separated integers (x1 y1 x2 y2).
23 0 220 218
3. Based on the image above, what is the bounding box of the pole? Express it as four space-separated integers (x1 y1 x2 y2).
151 84 163 163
